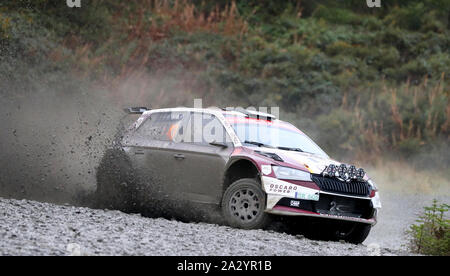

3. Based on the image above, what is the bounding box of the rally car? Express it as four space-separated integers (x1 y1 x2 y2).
96 107 381 243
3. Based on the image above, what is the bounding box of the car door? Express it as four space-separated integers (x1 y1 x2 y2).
123 111 189 204
173 112 234 204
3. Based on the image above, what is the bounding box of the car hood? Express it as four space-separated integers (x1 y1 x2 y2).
250 147 341 174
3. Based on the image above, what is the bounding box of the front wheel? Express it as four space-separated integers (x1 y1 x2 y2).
221 178 271 229
304 221 372 244
328 222 372 244
342 223 372 244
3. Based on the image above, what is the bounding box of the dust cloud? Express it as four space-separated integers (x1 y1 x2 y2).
0 64 198 206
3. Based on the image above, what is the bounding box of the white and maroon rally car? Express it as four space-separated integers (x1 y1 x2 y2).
97 107 381 243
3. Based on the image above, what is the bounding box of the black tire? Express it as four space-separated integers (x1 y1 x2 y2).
95 148 135 212
343 223 372 244
221 178 271 229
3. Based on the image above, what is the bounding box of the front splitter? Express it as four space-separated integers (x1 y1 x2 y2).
266 205 377 225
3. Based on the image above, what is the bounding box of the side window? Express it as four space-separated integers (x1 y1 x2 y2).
136 112 188 142
184 112 231 145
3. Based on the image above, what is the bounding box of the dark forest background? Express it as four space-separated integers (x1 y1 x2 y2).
0 0 449 202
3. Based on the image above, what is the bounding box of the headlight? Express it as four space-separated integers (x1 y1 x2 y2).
357 168 365 180
338 164 348 180
326 164 337 176
272 166 311 181
348 165 357 179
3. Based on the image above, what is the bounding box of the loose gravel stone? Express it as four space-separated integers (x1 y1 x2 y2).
0 197 416 256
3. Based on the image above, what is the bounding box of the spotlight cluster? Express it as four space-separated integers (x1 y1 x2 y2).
323 164 365 181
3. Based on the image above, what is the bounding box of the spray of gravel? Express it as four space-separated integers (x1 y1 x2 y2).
0 59 232 230
0 75 118 205
0 62 196 206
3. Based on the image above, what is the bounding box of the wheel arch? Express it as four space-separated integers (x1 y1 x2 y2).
222 158 261 194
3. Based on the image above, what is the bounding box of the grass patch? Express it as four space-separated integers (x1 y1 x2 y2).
407 199 450 256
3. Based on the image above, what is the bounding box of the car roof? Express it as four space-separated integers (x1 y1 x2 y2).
143 107 280 122
134 107 303 147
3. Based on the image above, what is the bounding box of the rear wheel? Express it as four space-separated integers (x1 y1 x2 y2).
95 148 135 212
221 178 271 229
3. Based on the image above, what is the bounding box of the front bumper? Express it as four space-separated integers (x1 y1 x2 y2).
262 176 380 225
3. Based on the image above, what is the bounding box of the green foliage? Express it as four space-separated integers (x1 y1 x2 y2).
1 0 113 44
314 78 449 162
407 200 450 256
1 0 449 167
383 1 450 32
0 14 10 39
312 5 362 25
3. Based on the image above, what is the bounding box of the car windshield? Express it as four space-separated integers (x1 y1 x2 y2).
230 120 328 158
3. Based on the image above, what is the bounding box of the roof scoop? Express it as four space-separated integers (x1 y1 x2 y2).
229 108 277 121
124 107 150 114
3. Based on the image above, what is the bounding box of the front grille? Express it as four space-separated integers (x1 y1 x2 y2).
311 175 370 197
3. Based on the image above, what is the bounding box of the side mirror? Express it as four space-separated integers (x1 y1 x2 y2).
209 140 228 148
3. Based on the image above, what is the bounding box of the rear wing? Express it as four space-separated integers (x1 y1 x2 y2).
241 109 276 121
225 108 276 121
123 107 150 114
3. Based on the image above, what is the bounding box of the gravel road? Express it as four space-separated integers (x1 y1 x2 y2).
0 197 417 256
365 193 448 250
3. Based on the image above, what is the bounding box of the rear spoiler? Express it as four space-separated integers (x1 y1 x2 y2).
241 109 276 121
123 107 150 114
227 108 276 121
